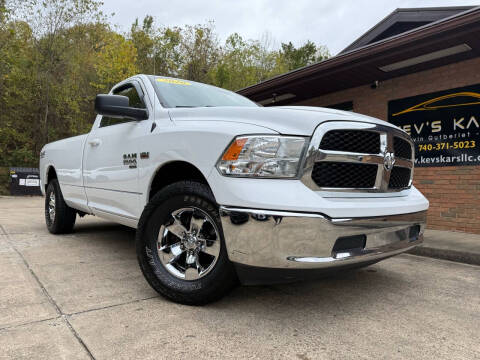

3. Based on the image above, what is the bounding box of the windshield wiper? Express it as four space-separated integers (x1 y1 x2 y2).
175 105 197 108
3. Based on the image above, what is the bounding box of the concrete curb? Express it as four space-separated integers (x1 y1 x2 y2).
407 246 480 266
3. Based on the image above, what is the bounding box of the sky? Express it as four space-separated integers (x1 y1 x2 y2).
102 0 479 55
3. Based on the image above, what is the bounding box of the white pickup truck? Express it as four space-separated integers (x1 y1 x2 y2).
40 75 429 304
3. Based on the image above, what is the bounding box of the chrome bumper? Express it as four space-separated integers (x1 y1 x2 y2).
219 207 426 269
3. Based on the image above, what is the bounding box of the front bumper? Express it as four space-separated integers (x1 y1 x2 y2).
220 207 426 273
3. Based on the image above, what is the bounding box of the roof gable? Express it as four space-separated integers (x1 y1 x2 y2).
340 6 475 54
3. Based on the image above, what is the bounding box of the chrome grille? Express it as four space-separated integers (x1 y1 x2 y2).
301 121 414 193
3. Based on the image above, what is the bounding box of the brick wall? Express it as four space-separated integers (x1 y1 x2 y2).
294 57 480 233
414 166 480 233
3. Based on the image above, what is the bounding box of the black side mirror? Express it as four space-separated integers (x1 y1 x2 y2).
94 94 149 121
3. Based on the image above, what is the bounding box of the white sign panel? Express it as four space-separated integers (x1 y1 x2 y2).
25 179 40 187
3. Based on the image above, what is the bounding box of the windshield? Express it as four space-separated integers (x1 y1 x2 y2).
149 76 258 108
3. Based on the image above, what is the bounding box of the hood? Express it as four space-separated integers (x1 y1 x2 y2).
168 106 396 136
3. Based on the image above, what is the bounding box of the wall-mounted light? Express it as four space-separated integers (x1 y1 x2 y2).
258 93 296 105
379 43 472 72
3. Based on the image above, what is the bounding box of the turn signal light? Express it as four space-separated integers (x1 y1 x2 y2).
221 138 247 161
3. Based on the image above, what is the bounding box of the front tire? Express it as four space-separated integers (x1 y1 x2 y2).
45 179 76 234
136 181 237 305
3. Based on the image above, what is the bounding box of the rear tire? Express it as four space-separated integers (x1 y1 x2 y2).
45 179 76 234
136 181 237 305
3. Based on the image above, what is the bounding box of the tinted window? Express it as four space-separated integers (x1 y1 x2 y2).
116 85 146 109
100 83 146 127
150 76 257 108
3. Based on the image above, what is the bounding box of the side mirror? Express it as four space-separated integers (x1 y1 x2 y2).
94 94 149 121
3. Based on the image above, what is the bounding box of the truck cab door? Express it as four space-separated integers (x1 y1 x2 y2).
83 81 151 224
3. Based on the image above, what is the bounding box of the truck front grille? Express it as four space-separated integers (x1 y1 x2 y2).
393 136 413 159
302 122 415 193
320 130 380 154
389 167 411 189
311 162 378 188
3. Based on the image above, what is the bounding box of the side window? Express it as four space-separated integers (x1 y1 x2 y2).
116 85 146 109
100 83 146 128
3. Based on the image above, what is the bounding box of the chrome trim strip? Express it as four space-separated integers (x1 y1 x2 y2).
301 121 415 193
316 152 385 165
218 207 327 218
394 158 413 169
286 241 418 264
220 206 426 269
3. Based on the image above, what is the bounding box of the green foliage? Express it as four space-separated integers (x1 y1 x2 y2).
92 31 138 92
0 0 115 168
0 126 36 166
0 166 10 195
130 16 182 77
179 22 219 83
209 33 287 91
0 0 330 171
279 41 330 71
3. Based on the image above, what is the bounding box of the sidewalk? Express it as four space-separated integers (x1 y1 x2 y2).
408 229 480 266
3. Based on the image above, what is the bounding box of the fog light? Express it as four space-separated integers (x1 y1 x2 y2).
332 235 367 253
409 225 421 242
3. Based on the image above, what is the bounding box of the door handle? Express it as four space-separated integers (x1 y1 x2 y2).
88 139 101 147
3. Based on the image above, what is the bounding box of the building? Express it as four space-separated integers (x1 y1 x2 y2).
238 6 480 234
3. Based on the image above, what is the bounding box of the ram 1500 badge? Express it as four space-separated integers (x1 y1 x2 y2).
39 75 429 304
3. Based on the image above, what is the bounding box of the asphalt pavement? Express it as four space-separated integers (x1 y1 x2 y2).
0 196 479 359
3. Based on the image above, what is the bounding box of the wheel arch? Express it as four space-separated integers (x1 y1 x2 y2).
147 161 213 201
45 165 58 192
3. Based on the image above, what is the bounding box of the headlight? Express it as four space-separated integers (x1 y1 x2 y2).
216 135 307 178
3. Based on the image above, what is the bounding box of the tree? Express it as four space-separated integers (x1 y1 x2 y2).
16 0 106 143
0 1 331 174
92 31 138 92
0 0 110 167
155 26 182 77
209 33 279 90
129 16 182 77
279 41 330 71
0 15 39 166
0 0 6 24
179 22 219 83
130 16 155 74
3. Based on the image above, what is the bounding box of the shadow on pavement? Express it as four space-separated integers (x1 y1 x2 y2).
73 221 135 236
69 219 408 311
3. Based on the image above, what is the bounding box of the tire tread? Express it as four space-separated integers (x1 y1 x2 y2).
45 179 76 234
136 180 237 305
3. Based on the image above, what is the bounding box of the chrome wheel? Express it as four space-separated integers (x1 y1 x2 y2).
48 191 56 222
157 207 221 281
